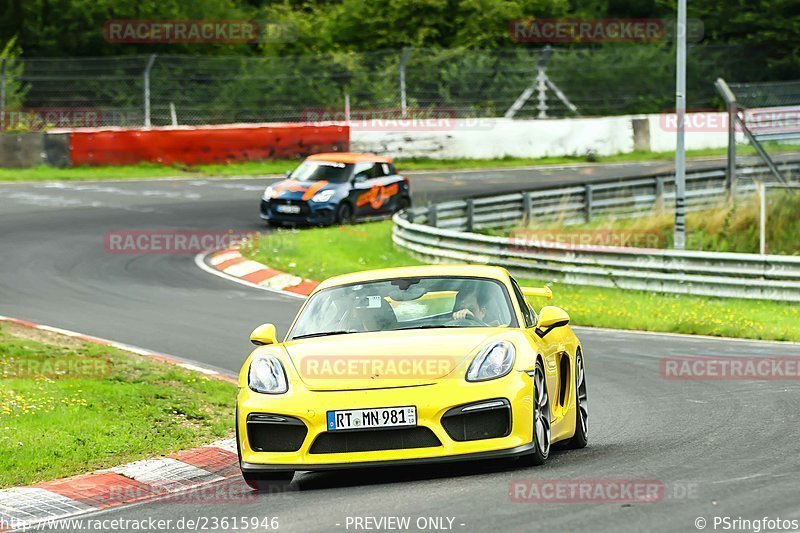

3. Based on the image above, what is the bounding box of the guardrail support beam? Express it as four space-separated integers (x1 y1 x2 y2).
655 177 665 209
465 199 474 232
427 202 438 228
522 192 532 225
584 185 593 223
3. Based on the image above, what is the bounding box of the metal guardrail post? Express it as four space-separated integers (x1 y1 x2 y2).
584 184 593 223
465 199 474 232
522 192 532 224
655 177 665 207
427 202 438 228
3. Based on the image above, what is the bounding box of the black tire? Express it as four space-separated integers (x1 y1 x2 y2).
336 202 354 224
564 351 588 449
395 196 411 213
242 471 295 491
520 359 551 466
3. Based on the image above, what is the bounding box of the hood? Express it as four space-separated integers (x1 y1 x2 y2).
270 179 338 201
283 329 503 391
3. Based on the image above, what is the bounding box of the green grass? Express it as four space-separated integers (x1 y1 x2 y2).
487 190 800 256
1 142 796 181
242 221 800 342
0 324 235 488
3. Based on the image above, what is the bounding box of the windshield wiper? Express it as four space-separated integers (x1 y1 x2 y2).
291 330 356 340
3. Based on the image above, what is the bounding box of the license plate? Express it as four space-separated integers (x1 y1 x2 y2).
275 204 301 214
327 406 416 431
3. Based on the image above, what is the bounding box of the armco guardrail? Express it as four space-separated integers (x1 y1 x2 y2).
393 161 800 301
407 161 800 232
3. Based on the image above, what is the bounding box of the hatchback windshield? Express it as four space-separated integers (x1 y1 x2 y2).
290 161 353 183
289 277 517 340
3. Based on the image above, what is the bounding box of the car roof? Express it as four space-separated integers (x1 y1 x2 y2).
306 152 393 164
313 264 512 292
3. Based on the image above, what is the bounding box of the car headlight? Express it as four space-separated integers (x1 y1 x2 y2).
262 186 276 200
311 189 335 203
248 355 288 394
466 341 515 382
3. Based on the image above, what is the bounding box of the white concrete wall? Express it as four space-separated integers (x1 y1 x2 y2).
350 113 737 159
646 112 745 152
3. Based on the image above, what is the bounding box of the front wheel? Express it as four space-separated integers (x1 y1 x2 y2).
242 471 294 491
564 351 588 449
336 202 354 224
395 196 411 213
520 359 550 466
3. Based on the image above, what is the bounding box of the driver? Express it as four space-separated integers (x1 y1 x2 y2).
451 288 487 322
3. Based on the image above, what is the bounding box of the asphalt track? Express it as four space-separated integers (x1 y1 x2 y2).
2 158 800 532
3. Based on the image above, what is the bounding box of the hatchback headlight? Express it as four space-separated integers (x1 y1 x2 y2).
262 186 276 200
311 189 335 203
466 341 515 382
248 355 288 394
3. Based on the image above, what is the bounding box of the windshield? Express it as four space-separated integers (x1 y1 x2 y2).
290 161 353 183
289 276 517 339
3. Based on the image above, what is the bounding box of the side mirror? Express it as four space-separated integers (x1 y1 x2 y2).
250 323 278 346
353 174 367 183
284 170 292 178
535 306 570 338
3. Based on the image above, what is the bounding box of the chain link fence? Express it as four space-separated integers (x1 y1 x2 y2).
1 44 773 129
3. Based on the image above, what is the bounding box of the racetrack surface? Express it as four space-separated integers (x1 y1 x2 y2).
2 160 800 532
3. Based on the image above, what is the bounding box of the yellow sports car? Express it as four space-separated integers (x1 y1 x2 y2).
236 265 587 489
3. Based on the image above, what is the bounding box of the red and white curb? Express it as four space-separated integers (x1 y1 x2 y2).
0 316 236 384
0 316 243 530
196 248 318 298
0 439 240 531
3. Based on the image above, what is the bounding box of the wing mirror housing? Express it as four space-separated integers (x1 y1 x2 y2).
250 323 278 346
535 306 570 338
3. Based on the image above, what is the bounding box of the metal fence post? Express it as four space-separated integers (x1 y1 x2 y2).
399 48 411 118
715 78 737 201
427 202 438 228
758 181 766 255
584 184 593 222
465 199 474 232
143 54 157 127
0 58 6 132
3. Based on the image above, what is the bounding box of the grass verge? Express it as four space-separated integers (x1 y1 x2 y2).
1 143 796 181
0 323 235 488
242 221 800 342
483 190 800 256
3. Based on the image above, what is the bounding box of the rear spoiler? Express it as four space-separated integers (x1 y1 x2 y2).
521 286 553 300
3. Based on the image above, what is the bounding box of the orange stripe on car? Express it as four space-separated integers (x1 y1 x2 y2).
301 180 329 201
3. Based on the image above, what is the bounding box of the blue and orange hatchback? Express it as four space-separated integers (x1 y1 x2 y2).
260 153 412 226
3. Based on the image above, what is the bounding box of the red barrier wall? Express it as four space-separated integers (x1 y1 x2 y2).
66 123 350 166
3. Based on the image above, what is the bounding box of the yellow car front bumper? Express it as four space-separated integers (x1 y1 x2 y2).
237 369 536 471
